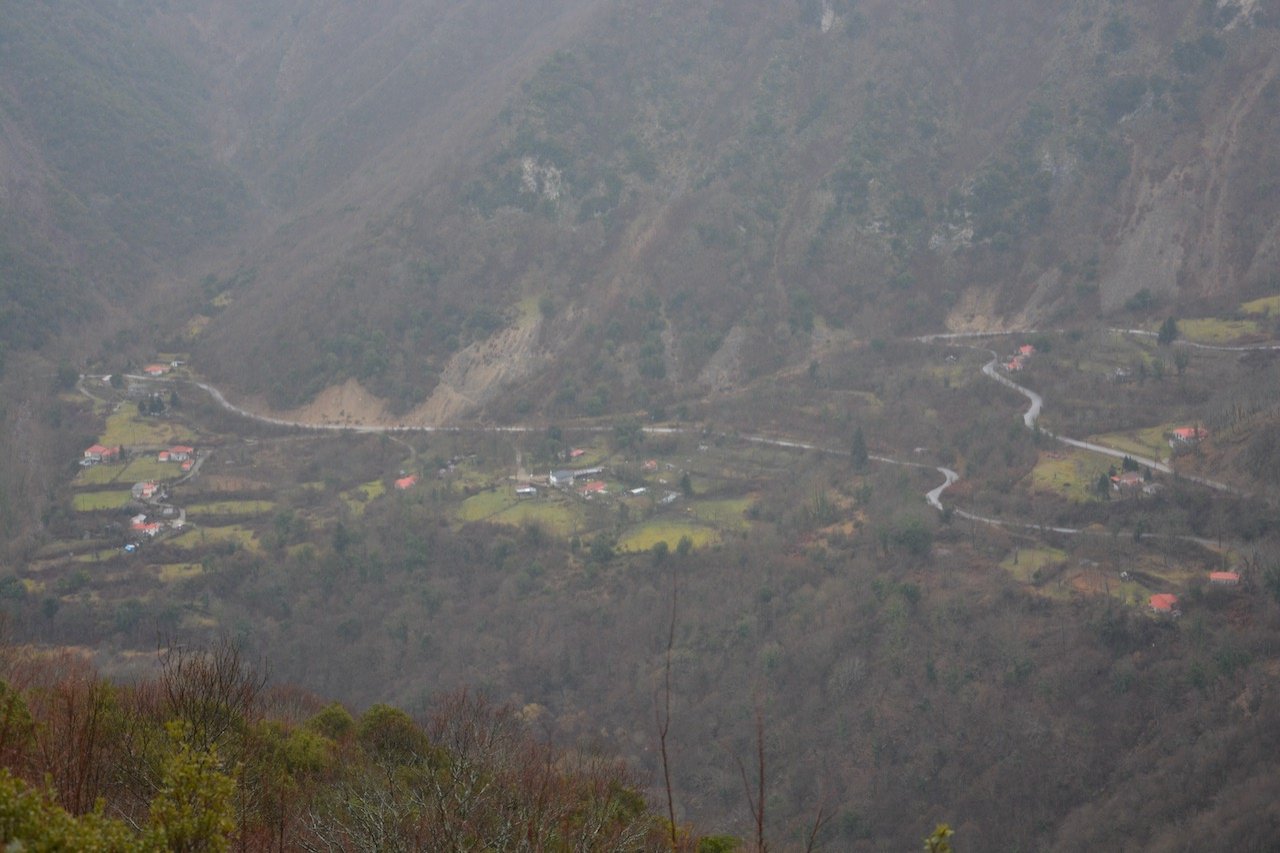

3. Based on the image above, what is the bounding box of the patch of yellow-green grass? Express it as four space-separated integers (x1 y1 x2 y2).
212 291 235 308
1028 451 1113 503
120 457 182 482
22 579 44 594
185 500 276 517
158 563 204 582
169 525 259 552
457 490 519 522
1088 424 1174 462
490 500 584 537
75 463 129 486
341 479 386 514
73 491 133 512
1242 295 1280 317
99 403 195 448
1176 317 1261 343
617 521 719 553
687 498 753 531
999 546 1067 582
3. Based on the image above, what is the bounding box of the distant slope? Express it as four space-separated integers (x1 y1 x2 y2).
6 0 1278 419
0 1 248 364
182 0 1280 422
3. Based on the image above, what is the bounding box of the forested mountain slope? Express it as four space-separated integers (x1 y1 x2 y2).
177 0 1280 421
3 1 1278 420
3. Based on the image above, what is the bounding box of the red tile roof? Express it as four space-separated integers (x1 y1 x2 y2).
394 475 418 490
1149 593 1179 612
1209 572 1240 584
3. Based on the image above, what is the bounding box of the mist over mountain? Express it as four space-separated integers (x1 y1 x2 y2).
4 2 1280 849
7 0 1278 417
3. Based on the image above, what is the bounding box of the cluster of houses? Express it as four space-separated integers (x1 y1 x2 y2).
1003 343 1036 372
158 445 196 472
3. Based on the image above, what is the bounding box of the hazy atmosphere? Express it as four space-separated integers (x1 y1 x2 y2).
2 0 1280 848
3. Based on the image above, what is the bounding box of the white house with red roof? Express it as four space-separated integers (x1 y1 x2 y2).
143 364 170 377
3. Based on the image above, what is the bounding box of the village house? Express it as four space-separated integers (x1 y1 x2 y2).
1170 426 1209 447
1149 593 1179 615
1111 471 1144 492
132 481 162 501
83 444 121 464
143 364 170 377
515 485 538 498
1018 344 1036 357
1209 571 1240 586
394 475 418 490
579 480 607 496
550 467 605 489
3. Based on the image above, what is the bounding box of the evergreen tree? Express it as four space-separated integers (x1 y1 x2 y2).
851 426 869 471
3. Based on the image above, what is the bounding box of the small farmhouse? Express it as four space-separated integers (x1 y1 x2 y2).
143 364 170 377
1170 426 1209 446
84 444 121 463
394 475 418 490
132 481 161 501
1209 572 1240 586
516 486 538 498
1149 593 1179 614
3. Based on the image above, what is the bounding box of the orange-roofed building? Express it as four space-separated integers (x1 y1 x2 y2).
1018 344 1036 357
1149 593 1179 613
1209 572 1240 585
143 364 170 376
579 480 607 495
395 475 418 490
1171 426 1208 445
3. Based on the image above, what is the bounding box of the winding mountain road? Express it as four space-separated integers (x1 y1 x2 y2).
121 326 1272 539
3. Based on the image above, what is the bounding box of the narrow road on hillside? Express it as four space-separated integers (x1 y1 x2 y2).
125 326 1276 541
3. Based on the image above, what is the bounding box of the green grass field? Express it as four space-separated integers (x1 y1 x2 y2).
72 491 133 511
457 489 518 521
185 500 276 517
617 520 719 553
1028 451 1113 502
999 546 1067 582
158 563 204 582
1176 317 1261 343
99 403 195 448
1242 295 1280 317
75 463 128 486
1087 424 1173 462
490 501 584 536
686 497 753 530
169 525 259 552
